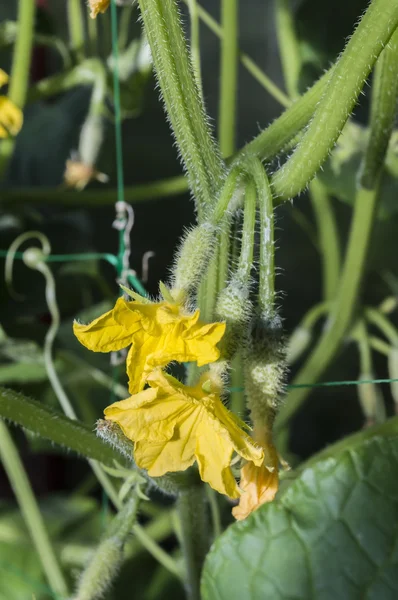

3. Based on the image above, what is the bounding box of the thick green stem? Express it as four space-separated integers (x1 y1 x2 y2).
276 26 398 448
275 0 301 99
219 0 238 156
68 0 86 62
137 0 224 211
177 486 210 600
240 67 331 161
0 387 126 467
0 421 69 597
271 0 398 200
0 0 36 178
309 178 341 301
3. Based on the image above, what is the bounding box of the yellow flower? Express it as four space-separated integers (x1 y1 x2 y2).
0 70 23 138
73 294 226 393
232 426 279 520
104 369 264 498
88 0 110 18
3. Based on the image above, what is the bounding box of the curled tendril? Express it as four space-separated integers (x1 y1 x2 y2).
5 231 51 300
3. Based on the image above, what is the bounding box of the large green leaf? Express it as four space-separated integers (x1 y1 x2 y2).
202 433 398 600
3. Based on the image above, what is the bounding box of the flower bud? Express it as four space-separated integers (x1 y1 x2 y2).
173 223 216 292
215 277 252 360
244 313 287 426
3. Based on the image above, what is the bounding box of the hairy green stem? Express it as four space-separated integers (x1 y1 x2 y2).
0 421 69 597
0 0 36 178
137 0 224 211
271 0 398 200
276 26 398 448
309 178 341 301
177 487 210 600
68 0 86 62
72 493 140 600
219 0 238 156
0 387 125 467
236 178 256 283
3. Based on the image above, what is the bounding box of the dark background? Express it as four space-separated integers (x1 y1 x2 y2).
1 0 397 596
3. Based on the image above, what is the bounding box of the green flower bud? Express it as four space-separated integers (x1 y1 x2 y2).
215 277 252 360
173 223 216 292
244 314 287 426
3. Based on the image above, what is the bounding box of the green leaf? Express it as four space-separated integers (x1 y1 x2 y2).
0 387 127 468
202 431 398 600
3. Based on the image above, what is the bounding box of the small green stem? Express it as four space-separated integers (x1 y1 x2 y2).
88 13 98 56
244 158 275 313
309 178 341 301
118 4 134 51
0 421 69 597
275 0 301 99
0 0 36 179
187 0 202 92
369 336 391 356
236 178 256 283
271 0 398 201
219 0 238 157
276 26 398 448
177 486 210 600
68 0 86 62
2 175 189 207
353 320 372 374
365 308 398 346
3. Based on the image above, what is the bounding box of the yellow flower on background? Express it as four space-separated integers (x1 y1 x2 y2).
104 369 264 498
232 426 279 520
73 293 226 393
88 0 110 19
0 70 23 138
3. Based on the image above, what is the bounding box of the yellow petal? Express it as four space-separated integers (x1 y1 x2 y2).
104 384 194 443
114 300 163 336
89 0 110 18
0 96 23 137
211 398 264 466
0 70 9 88
195 420 240 498
232 446 279 521
134 404 200 476
73 298 141 352
182 321 226 366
